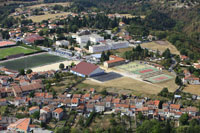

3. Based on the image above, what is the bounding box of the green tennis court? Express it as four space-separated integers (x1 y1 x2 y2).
144 74 173 83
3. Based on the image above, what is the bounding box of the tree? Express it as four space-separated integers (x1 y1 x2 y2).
162 48 171 59
40 122 47 128
100 51 106 62
55 127 70 133
100 89 108 96
26 69 32 74
110 118 117 126
31 111 40 119
136 120 162 133
175 76 182 86
106 50 111 60
179 113 189 125
18 69 25 75
85 40 91 50
29 91 35 98
53 90 57 98
158 87 169 97
71 62 75 67
59 63 65 70
137 112 144 121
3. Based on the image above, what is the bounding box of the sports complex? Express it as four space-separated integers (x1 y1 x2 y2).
116 61 173 83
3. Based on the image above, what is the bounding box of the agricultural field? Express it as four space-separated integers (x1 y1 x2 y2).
141 40 180 55
28 12 71 22
0 53 67 70
0 46 37 59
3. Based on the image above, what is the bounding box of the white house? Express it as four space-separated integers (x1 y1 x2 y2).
56 40 69 47
89 44 110 53
89 34 104 43
71 98 79 107
76 35 90 44
95 102 105 112
108 41 129 50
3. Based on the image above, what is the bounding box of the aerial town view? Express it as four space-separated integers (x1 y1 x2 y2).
0 0 200 133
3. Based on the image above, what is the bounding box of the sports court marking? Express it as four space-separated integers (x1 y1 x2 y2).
145 74 173 83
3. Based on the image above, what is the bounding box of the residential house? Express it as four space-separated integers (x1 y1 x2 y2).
71 98 79 108
180 55 189 61
52 108 64 121
182 75 200 85
95 102 105 112
104 55 126 68
0 99 8 106
7 118 31 133
40 107 51 122
86 104 94 112
29 106 39 115
170 104 181 112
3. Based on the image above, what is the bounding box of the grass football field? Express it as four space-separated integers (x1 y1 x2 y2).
0 53 67 70
0 46 36 59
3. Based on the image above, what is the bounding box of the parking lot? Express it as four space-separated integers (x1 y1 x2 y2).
91 72 123 82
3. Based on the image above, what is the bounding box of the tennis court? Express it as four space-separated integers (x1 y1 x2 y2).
144 74 173 83
117 62 159 75
116 61 173 83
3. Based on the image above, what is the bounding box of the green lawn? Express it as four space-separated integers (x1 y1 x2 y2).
0 46 36 59
0 53 67 70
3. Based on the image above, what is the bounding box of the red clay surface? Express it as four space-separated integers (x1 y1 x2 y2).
0 41 16 47
153 76 168 81
139 69 153 73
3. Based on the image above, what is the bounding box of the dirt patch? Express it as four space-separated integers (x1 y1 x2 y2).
28 12 71 22
83 77 163 95
141 40 180 55
27 2 71 9
183 85 200 95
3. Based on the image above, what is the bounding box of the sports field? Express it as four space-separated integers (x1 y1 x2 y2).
116 61 173 83
144 74 173 83
117 61 159 75
0 46 36 59
0 53 67 70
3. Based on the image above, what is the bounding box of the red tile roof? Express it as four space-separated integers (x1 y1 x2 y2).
170 104 180 110
29 106 39 111
71 98 79 103
71 62 99 76
53 108 63 114
8 118 30 132
106 55 125 64
24 34 44 43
